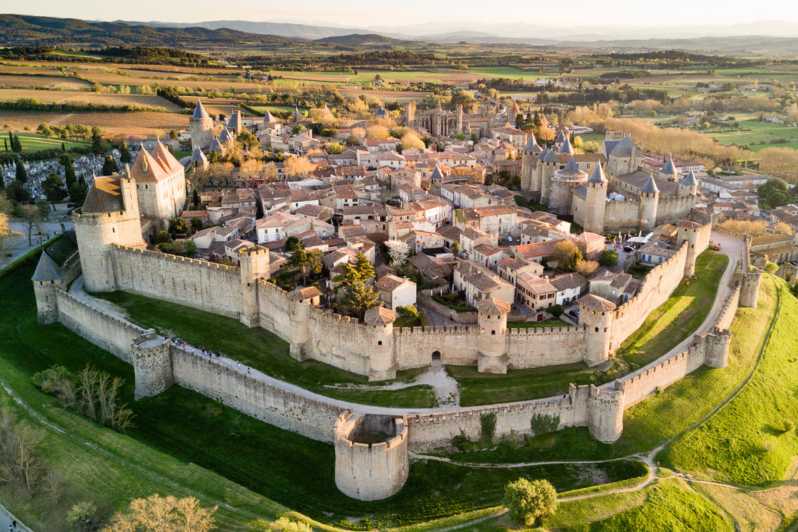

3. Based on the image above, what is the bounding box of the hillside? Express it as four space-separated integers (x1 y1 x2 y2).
0 14 300 48
314 33 409 47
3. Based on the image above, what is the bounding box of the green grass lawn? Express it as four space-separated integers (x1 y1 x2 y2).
449 251 728 407
448 275 778 463
710 119 798 152
617 251 728 368
0 132 90 153
449 362 602 407
664 277 798 486
95 290 436 408
0 255 648 529
562 478 732 531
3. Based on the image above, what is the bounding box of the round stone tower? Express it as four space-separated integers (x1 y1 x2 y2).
704 328 731 369
676 220 702 278
549 157 587 215
189 100 214 149
334 412 409 501
740 270 762 308
638 174 660 231
588 383 624 443
363 306 397 381
583 162 608 235
477 297 510 374
131 331 173 400
579 294 616 367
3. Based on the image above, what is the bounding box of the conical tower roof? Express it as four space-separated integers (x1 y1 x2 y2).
564 157 580 174
661 153 678 179
680 169 698 188
642 174 660 194
558 135 574 155
588 162 607 184
192 99 210 121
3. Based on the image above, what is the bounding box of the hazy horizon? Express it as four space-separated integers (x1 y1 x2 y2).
6 1 798 39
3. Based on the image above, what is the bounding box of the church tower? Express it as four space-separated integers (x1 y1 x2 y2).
189 100 214 150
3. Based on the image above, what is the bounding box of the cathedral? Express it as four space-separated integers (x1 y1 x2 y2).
520 131 700 234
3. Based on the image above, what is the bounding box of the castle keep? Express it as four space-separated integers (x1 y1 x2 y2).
520 133 700 234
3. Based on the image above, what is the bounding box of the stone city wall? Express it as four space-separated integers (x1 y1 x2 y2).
111 245 241 318
506 326 586 368
170 342 345 442
655 195 697 225
609 242 689 349
393 326 480 368
407 385 593 451
611 284 739 408
55 289 147 363
604 199 642 230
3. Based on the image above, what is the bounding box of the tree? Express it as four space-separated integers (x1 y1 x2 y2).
385 239 410 267
335 253 379 318
120 142 132 164
15 158 28 183
43 174 67 202
0 408 47 495
69 176 88 206
191 189 201 208
103 494 216 532
19 203 42 246
366 125 390 140
169 217 189 237
401 130 425 151
284 236 300 252
599 249 619 268
575 259 599 276
102 155 118 175
290 243 323 284
66 501 99 532
504 478 558 527
190 217 203 232
61 155 76 189
248 517 312 531
283 156 316 179
551 240 582 272
90 127 105 154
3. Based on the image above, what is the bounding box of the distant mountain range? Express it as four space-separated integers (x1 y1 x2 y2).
3 14 798 56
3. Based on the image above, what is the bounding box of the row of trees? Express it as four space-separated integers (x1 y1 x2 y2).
33 365 135 432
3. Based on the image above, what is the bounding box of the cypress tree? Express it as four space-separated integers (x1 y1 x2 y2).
15 158 27 183
61 155 76 189
120 141 132 163
102 155 118 175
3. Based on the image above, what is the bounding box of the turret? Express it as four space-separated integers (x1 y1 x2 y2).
477 298 510 374
363 306 397 381
660 153 679 182
579 294 616 366
239 246 270 327
288 286 319 361
73 175 145 292
676 220 702 278
679 169 699 196
584 162 608 234
189 99 214 149
740 270 761 308
131 332 173 400
704 328 731 368
588 383 624 443
638 174 659 231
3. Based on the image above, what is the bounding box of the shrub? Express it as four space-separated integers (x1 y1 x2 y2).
599 249 619 267
66 501 99 532
530 413 560 435
504 478 558 527
480 412 497 444
451 431 470 451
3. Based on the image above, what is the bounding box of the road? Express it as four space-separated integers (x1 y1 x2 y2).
0 503 29 532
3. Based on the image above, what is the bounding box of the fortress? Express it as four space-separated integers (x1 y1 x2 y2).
30 159 762 502
520 133 700 234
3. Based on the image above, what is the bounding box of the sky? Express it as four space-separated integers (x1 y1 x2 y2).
6 0 798 32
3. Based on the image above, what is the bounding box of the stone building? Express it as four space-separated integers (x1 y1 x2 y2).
522 133 700 234
129 140 187 224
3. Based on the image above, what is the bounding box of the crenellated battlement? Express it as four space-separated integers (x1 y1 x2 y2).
112 244 238 272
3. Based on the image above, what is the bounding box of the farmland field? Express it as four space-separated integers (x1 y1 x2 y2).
0 88 182 111
0 73 92 90
0 110 189 140
709 119 798 151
